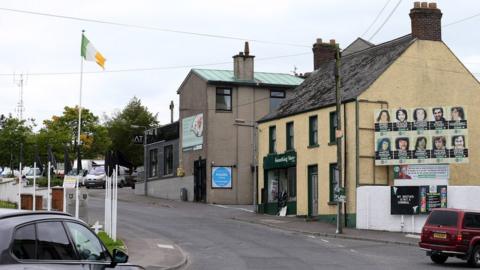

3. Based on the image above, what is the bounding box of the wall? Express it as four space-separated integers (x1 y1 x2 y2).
135 176 194 202
357 186 480 233
0 179 51 209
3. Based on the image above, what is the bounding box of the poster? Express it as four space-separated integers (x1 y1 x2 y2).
374 106 468 165
391 185 447 215
63 175 78 189
182 113 204 151
393 165 449 180
211 166 232 189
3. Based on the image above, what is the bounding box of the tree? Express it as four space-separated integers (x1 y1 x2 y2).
0 116 34 168
106 97 158 166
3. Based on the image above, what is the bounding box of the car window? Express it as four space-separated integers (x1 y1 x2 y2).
426 210 459 227
65 222 109 261
464 213 480 228
37 221 76 260
12 224 36 259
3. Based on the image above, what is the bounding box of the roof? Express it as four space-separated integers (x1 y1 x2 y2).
343 37 375 55
146 121 179 144
191 69 304 86
259 35 415 123
0 209 71 219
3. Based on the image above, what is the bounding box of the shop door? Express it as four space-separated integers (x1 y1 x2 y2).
194 158 206 202
308 165 318 217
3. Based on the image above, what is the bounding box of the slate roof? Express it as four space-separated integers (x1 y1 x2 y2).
192 69 304 86
259 34 415 123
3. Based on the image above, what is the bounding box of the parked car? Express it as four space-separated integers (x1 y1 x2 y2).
84 166 106 189
24 167 42 180
0 209 144 269
419 208 480 267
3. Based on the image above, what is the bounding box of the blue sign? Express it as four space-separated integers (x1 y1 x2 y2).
212 167 232 188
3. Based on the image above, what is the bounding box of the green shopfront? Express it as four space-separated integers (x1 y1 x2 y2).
260 151 297 215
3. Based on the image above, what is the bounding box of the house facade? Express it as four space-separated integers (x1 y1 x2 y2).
177 43 303 204
257 2 480 229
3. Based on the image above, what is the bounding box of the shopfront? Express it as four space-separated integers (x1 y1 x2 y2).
260 151 297 215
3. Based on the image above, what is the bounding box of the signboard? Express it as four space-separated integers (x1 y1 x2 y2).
182 114 203 151
63 176 78 189
263 151 296 170
391 185 447 215
375 106 468 165
211 166 232 189
132 135 144 145
393 165 449 180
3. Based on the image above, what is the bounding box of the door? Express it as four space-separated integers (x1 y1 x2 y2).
308 165 318 217
194 158 206 202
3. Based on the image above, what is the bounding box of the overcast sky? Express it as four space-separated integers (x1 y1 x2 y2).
0 0 478 129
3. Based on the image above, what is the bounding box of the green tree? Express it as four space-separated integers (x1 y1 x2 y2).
106 97 158 166
0 116 34 168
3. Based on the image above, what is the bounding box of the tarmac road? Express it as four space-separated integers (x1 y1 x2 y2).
87 188 471 270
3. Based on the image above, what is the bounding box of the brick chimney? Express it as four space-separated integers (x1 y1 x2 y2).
312 38 337 70
409 2 442 41
233 42 255 80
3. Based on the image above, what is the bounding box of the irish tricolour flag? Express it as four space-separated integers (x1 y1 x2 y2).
81 34 106 69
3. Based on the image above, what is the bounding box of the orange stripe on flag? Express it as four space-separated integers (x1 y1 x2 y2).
95 52 106 69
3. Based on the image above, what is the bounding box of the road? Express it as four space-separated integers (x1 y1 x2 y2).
86 188 470 270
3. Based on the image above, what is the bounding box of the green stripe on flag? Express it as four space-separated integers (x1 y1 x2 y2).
81 34 89 58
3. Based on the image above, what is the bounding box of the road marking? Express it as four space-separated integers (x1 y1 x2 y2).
321 239 329 243
405 234 421 239
337 244 345 248
157 244 175 249
350 249 358 253
211 204 254 213
307 235 316 239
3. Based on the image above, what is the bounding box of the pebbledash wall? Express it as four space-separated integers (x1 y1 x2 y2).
357 186 480 233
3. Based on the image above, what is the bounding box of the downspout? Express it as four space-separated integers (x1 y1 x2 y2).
343 102 348 227
355 98 359 188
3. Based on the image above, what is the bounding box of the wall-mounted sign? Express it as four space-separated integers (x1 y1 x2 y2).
132 135 144 145
393 165 449 180
263 151 296 170
211 166 232 189
182 114 203 151
63 176 78 189
391 185 447 215
375 106 468 166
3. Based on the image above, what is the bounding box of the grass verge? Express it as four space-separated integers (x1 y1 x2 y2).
97 231 127 254
0 200 17 209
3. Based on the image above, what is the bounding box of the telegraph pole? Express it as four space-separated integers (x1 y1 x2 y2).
335 43 343 234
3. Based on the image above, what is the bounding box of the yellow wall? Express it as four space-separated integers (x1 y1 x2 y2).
258 39 480 216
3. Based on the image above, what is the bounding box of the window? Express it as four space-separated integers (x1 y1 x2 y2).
286 122 294 150
329 111 338 143
216 88 232 111
329 163 338 202
288 167 296 198
149 148 158 177
464 213 480 228
269 126 276 153
270 90 286 113
36 221 76 260
164 145 174 175
427 210 459 227
309 115 318 146
65 222 108 261
12 224 36 260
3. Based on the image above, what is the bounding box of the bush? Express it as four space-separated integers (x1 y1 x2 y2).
97 231 126 254
0 200 17 209
26 177 63 187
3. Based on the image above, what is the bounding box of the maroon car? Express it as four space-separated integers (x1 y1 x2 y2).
419 208 480 267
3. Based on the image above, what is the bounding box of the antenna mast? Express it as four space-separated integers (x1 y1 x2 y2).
14 73 26 121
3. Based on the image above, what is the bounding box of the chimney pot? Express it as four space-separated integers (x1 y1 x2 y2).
329 39 336 45
428 2 437 9
244 41 250 56
421 2 428 8
316 38 322 44
414 2 420 8
239 52 244 56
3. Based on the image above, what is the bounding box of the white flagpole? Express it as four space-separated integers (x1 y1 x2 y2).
75 30 84 221
63 187 66 213
18 162 22 210
47 161 51 211
112 165 118 241
33 162 36 211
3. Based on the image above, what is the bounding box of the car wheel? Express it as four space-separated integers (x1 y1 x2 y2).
119 182 124 188
468 245 480 267
430 254 448 264
102 184 106 189
86 186 90 189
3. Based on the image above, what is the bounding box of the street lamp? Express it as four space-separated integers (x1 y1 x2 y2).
234 118 258 212
131 125 148 196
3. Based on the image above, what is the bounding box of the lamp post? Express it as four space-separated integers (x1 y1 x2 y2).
131 125 148 196
234 118 258 212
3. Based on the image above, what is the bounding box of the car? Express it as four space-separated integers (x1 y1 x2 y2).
84 166 107 189
419 208 480 267
0 209 144 269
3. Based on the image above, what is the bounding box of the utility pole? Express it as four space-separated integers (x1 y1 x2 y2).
14 73 26 121
169 101 174 124
335 43 343 234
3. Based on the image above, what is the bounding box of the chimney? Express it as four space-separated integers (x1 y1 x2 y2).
409 2 442 41
312 38 337 70
233 42 255 80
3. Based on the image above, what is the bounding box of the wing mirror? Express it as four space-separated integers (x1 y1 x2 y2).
111 249 128 267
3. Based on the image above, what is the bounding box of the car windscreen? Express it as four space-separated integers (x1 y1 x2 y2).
426 211 459 227
88 166 105 175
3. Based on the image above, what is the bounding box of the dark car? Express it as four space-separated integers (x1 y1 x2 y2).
0 209 144 269
419 208 480 267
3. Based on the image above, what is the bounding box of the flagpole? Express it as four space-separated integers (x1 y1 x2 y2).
47 161 51 211
76 30 84 220
33 162 36 211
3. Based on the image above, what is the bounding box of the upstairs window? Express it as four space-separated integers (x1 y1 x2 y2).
164 145 174 175
286 122 294 151
216 88 232 111
269 126 277 154
309 115 318 146
270 90 286 113
149 148 158 177
330 111 338 144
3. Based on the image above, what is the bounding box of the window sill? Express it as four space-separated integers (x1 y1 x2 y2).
285 149 295 153
328 201 338 205
307 144 319 149
328 141 337 146
216 110 232 113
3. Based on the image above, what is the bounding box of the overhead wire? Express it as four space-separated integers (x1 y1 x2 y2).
444 12 480 28
0 7 310 48
368 0 403 41
361 0 393 38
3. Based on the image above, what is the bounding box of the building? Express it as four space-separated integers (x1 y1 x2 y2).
177 43 304 204
257 2 480 230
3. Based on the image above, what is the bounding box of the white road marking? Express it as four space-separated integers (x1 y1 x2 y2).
157 244 175 249
307 235 316 239
321 239 329 243
405 234 421 239
211 204 254 213
350 249 358 253
337 244 345 248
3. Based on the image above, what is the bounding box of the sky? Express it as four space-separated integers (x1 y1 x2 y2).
0 0 478 130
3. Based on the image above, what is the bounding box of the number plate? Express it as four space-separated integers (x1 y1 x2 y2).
433 233 447 239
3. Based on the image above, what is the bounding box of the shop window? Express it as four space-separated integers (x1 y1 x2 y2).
329 163 339 202
329 111 338 144
309 115 318 146
267 168 296 203
269 126 276 153
216 88 232 111
270 90 286 113
149 148 158 177
286 122 294 151
288 167 296 198
164 145 173 175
